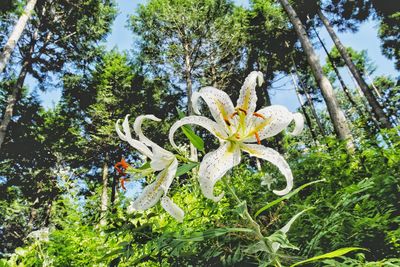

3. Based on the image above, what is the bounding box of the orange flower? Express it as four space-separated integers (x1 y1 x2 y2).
120 178 127 191
115 158 131 190
114 158 129 176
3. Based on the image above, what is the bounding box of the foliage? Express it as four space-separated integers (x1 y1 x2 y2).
0 0 399 266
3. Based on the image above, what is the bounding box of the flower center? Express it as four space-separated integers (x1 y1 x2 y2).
225 109 268 144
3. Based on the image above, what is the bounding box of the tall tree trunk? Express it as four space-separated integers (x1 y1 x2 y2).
0 59 29 149
311 25 360 110
0 0 37 73
279 0 354 150
184 42 198 161
310 26 381 131
317 8 392 129
291 61 326 136
110 175 118 213
290 72 318 142
100 154 109 226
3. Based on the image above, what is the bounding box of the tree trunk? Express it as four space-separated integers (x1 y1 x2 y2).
317 8 392 129
110 174 118 213
0 0 37 73
100 155 109 226
290 72 318 142
0 59 29 149
292 64 326 136
279 0 354 150
311 25 360 110
184 42 198 161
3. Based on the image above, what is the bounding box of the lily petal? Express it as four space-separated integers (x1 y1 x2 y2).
128 181 163 211
241 144 293 196
161 196 184 222
129 158 178 211
150 146 176 171
133 115 163 149
115 118 153 158
192 87 235 132
288 113 304 136
236 71 263 116
199 142 241 201
244 105 294 142
169 116 229 149
116 119 127 141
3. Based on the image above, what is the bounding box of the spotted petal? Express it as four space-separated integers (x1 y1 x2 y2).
161 196 184 222
244 105 301 142
169 116 229 149
192 87 235 132
236 71 263 116
134 115 164 150
128 158 178 211
241 144 293 196
199 142 241 201
115 117 153 158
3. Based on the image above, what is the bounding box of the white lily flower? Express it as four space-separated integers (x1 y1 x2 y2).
116 115 184 222
169 71 304 201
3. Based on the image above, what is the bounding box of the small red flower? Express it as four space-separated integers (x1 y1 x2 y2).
114 158 130 190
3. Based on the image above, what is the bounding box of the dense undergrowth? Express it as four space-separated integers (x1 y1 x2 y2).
2 129 399 266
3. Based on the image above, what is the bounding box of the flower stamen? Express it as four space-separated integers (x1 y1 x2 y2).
230 111 238 119
238 108 247 115
253 112 266 119
223 118 232 126
255 132 261 144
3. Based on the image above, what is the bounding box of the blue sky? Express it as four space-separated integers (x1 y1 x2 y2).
36 0 398 112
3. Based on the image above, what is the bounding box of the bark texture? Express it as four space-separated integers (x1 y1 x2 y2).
317 8 392 129
0 0 37 73
0 60 29 149
279 0 353 149
291 72 318 142
100 156 109 226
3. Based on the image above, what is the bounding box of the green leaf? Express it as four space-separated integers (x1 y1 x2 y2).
254 179 325 218
175 228 253 242
176 108 186 119
137 161 151 170
176 108 205 152
180 125 205 152
175 162 199 177
290 247 368 267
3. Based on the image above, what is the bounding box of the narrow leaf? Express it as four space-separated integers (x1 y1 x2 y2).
176 108 205 151
290 247 367 267
181 125 205 152
175 162 199 177
255 179 325 218
175 228 253 242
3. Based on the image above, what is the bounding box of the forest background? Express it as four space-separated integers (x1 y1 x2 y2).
0 0 399 266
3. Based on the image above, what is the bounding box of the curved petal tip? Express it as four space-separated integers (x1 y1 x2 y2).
289 113 304 136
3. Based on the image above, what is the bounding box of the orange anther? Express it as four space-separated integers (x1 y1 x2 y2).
238 108 247 115
253 112 266 119
235 133 241 139
255 132 261 145
230 111 238 119
224 118 232 126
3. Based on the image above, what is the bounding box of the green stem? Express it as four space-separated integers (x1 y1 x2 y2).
223 177 264 241
175 154 197 163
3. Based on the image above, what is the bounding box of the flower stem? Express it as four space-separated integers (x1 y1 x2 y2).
223 177 264 241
